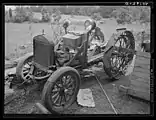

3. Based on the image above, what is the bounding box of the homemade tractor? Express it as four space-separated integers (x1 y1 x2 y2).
15 19 135 113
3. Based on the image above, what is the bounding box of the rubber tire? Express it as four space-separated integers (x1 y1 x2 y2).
103 31 135 80
124 31 135 50
16 53 33 83
103 47 116 79
41 66 81 113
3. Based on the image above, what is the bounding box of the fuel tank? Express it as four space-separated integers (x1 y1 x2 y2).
33 34 55 70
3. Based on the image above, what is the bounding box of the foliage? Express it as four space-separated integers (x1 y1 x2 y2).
111 7 132 24
111 6 150 24
30 6 43 13
5 11 10 22
41 7 51 22
5 6 150 24
91 12 102 21
50 9 62 24
9 7 34 23
9 8 12 18
51 24 65 44
31 18 40 23
99 6 115 18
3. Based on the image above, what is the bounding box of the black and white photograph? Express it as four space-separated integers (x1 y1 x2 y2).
4 3 153 116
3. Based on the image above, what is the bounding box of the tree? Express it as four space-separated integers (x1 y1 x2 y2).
139 6 150 23
51 9 61 24
5 11 10 22
99 6 115 18
30 6 43 13
41 7 51 22
111 6 150 24
13 7 27 23
11 6 34 23
111 7 132 24
91 12 102 21
58 6 67 14
9 8 12 18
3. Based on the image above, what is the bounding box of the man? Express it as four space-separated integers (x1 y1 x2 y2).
94 27 105 43
140 31 150 52
84 19 96 31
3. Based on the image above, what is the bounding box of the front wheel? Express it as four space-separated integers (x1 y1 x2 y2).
16 53 51 86
16 53 34 84
42 67 81 113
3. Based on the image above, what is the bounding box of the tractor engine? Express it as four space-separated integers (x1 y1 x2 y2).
55 46 74 66
56 31 84 66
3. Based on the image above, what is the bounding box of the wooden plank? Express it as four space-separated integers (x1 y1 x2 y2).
131 70 150 79
131 77 150 86
133 66 150 74
136 55 150 60
130 83 150 93
136 57 151 64
131 75 150 84
88 52 103 63
134 63 150 70
135 58 150 65
118 85 150 102
124 51 151 102
136 57 150 64
134 64 150 69
130 79 150 91
127 88 150 101
136 51 151 58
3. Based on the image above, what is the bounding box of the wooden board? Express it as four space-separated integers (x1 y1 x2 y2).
136 51 151 58
126 51 151 102
133 66 150 74
128 89 150 101
135 58 150 66
131 75 150 84
131 71 150 81
134 64 150 70
130 80 150 92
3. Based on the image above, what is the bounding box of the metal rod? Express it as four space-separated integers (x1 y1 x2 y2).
92 73 118 114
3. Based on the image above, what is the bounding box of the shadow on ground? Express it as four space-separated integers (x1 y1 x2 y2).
4 65 150 114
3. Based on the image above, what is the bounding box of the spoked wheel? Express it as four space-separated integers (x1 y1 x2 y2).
16 54 50 86
103 31 135 80
16 54 34 85
42 67 81 113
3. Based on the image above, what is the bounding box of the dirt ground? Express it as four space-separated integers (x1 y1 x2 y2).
4 65 150 114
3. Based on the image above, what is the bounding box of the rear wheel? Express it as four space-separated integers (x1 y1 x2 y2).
103 31 135 80
42 67 81 113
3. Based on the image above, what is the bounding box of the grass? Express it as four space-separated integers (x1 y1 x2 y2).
5 15 150 59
